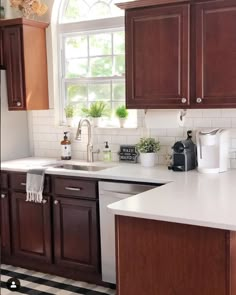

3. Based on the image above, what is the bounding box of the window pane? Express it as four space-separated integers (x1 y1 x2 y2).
66 58 88 78
88 83 111 101
113 32 125 54
90 57 112 77
90 33 112 56
67 84 87 103
114 55 125 76
113 82 125 100
61 0 123 23
65 36 88 58
63 0 89 23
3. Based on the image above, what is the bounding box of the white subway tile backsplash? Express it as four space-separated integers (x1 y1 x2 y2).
29 109 236 168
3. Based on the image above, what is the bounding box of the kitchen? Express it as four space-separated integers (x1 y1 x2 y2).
1 0 236 294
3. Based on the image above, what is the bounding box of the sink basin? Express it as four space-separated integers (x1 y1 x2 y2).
52 164 109 171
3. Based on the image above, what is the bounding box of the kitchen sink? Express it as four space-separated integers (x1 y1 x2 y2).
52 164 109 171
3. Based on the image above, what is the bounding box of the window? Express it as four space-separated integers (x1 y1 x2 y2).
58 0 135 127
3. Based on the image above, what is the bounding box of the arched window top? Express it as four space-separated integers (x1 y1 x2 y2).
59 0 124 23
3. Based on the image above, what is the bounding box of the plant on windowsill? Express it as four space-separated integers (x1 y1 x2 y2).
64 104 75 127
115 105 128 128
136 137 160 167
81 101 110 127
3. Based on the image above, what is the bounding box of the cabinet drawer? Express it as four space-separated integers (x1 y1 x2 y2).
10 173 50 193
54 177 97 199
1 172 8 189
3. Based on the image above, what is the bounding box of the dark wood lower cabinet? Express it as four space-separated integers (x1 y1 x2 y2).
53 196 100 273
116 215 236 295
0 191 11 256
11 192 52 263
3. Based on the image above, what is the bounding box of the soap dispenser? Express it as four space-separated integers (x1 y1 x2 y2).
61 132 71 160
103 141 112 162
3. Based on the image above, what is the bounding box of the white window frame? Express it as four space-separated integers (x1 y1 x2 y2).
57 15 125 125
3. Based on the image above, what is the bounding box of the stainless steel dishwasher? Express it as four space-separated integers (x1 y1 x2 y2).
99 181 158 284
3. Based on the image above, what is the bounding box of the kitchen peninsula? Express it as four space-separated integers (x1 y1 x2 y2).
1 157 236 294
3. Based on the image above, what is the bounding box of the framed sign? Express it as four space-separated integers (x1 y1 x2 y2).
118 145 138 163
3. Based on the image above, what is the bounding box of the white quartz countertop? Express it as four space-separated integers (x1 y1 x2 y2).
2 157 236 231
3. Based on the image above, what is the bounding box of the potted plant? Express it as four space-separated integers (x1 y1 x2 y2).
115 105 128 128
64 104 75 127
136 137 160 167
82 101 110 127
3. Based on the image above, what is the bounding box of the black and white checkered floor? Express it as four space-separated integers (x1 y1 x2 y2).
0 264 116 295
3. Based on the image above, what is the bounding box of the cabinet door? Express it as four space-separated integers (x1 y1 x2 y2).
11 192 52 263
0 191 11 257
3 26 25 110
53 197 100 273
126 4 190 109
194 0 236 108
0 29 4 69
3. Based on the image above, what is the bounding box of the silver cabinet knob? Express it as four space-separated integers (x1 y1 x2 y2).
54 200 59 205
16 101 22 107
42 199 47 204
181 98 187 104
196 97 202 103
1 193 6 199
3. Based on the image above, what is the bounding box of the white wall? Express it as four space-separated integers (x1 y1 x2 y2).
1 71 30 161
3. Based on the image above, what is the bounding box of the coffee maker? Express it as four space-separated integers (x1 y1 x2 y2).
196 128 229 173
169 131 197 172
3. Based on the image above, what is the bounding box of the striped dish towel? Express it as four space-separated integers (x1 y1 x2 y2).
26 169 45 203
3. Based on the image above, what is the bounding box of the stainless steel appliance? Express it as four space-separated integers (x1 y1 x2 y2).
99 181 158 284
169 130 197 172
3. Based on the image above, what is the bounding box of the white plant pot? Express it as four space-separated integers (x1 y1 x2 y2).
66 118 73 127
92 117 101 127
139 153 156 167
119 118 127 128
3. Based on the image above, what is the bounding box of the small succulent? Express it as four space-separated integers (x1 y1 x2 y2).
82 101 110 118
115 105 129 119
136 137 160 153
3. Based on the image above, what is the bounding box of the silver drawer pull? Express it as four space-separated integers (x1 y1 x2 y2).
21 182 26 186
65 186 81 191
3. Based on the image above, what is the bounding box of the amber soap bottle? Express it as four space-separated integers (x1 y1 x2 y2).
61 132 71 160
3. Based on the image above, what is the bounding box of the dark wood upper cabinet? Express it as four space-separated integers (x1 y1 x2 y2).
193 0 236 108
53 196 100 273
118 0 236 109
11 192 52 263
126 4 190 109
0 29 4 69
0 18 49 110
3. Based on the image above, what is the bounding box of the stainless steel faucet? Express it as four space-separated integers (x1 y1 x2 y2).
75 119 99 162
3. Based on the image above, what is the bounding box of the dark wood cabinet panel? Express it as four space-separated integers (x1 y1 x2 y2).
0 191 11 256
193 0 236 108
11 192 52 263
116 216 235 295
3 26 25 110
126 4 190 109
0 18 49 110
1 172 8 189
0 29 4 69
53 176 97 199
53 197 100 273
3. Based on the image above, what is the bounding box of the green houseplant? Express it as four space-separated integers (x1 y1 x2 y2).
115 105 129 128
136 137 160 167
82 101 110 127
64 104 75 127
